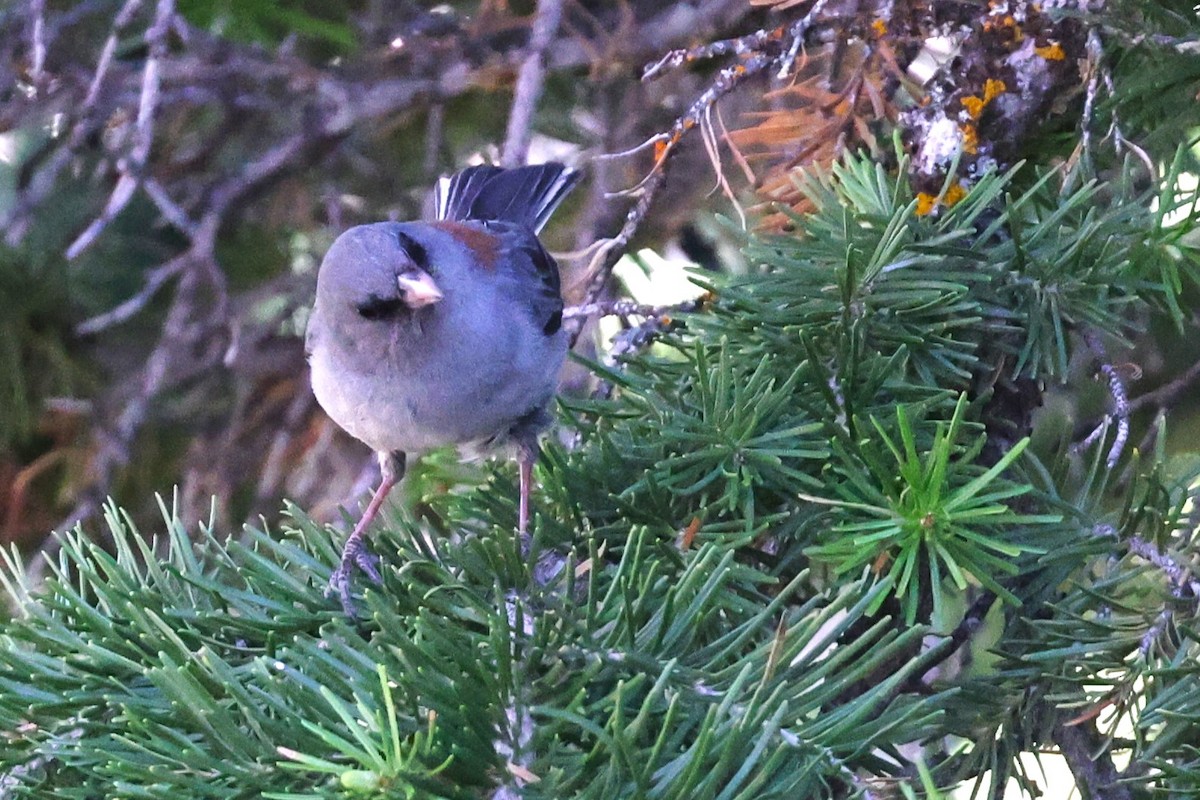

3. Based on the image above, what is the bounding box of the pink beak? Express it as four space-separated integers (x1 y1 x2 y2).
397 270 443 308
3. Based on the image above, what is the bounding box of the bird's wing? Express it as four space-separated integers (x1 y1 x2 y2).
487 220 565 336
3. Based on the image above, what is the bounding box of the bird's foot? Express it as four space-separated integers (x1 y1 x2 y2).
518 530 533 560
326 536 382 617
325 453 404 617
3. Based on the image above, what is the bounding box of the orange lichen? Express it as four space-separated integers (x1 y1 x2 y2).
943 182 967 207
963 79 1008 119
916 183 968 216
983 78 1007 102
960 123 979 154
872 18 887 37
983 14 1016 31
1035 42 1065 60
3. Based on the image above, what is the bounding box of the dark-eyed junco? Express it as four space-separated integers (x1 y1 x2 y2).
306 163 580 614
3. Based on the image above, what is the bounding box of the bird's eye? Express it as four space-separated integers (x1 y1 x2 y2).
395 231 429 271
355 295 406 320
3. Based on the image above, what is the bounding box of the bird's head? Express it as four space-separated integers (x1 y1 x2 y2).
316 223 444 322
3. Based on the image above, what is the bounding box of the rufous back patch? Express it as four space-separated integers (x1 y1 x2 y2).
431 221 501 270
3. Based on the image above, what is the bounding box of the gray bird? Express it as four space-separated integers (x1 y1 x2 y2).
305 163 580 614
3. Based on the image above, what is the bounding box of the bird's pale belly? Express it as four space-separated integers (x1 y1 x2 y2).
310 342 556 455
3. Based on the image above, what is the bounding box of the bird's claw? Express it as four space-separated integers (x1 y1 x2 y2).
354 548 382 583
326 539 382 617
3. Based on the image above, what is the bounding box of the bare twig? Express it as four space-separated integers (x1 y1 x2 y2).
1073 420 1107 454
66 0 175 260
502 0 565 167
75 127 331 339
571 4 839 339
641 25 785 81
75 255 188 335
573 295 712 399
1139 607 1173 660
82 0 145 112
568 49 775 343
1128 512 1200 661
563 298 696 320
594 133 669 163
1128 536 1200 597
1099 361 1130 468
568 166 668 346
28 0 47 88
0 0 144 246
777 0 833 79
1128 355 1200 415
1078 29 1103 161
1073 333 1131 468
143 177 199 237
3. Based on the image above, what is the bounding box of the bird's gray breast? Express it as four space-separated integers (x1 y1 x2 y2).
308 290 565 455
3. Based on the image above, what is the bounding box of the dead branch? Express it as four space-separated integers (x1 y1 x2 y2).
502 0 565 167
569 2 840 341
66 0 175 260
74 255 187 336
27 0 47 89
1128 354 1200 415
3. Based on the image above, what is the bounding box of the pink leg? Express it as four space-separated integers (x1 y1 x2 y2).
328 452 404 616
518 452 533 536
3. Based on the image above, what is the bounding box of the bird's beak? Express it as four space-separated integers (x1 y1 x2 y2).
397 270 443 308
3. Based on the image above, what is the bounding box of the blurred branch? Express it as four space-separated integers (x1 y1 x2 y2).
142 176 198 237
502 0 564 168
27 0 47 89
82 0 145 110
1128 354 1200 415
74 255 186 336
1052 718 1133 800
66 0 175 260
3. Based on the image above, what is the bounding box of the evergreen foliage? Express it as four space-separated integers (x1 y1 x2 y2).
3 146 1200 797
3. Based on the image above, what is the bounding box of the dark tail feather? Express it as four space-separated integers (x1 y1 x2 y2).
434 163 579 232
434 166 503 223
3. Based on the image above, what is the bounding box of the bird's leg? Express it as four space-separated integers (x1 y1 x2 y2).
518 449 534 536
328 451 406 616
516 440 539 561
